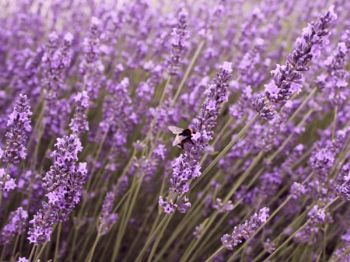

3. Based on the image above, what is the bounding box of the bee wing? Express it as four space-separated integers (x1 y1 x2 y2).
172 135 183 147
168 125 184 134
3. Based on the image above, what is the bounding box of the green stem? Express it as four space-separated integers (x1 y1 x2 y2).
171 40 205 106
147 215 169 262
204 246 225 262
200 118 233 166
288 87 317 121
195 114 258 189
264 197 339 261
28 245 37 261
332 106 338 141
135 215 172 262
86 233 101 262
267 109 313 164
54 223 62 262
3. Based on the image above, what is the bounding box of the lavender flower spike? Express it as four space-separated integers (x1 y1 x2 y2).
161 62 232 213
99 191 119 235
265 6 337 104
69 90 90 136
221 207 270 250
1 207 28 244
28 135 87 244
0 94 32 163
168 7 189 76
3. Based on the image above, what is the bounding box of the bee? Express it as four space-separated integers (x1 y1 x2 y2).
168 126 195 149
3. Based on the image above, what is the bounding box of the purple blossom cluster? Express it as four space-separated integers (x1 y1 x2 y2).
221 207 270 250
0 1 350 261
99 190 118 235
1 207 28 244
160 62 231 213
28 135 87 244
0 94 32 163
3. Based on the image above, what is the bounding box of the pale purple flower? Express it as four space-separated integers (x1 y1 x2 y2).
17 258 29 262
1 94 32 163
1 207 28 244
252 93 276 121
213 198 234 213
221 207 269 250
69 90 89 136
317 31 349 106
168 7 188 76
28 135 87 244
159 196 177 214
163 62 231 212
265 6 337 104
290 182 307 200
295 204 329 244
0 168 16 193
99 191 118 235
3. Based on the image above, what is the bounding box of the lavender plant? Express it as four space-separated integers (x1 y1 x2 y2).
0 1 350 262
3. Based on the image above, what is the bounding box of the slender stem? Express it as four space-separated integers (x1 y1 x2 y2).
264 197 339 261
224 151 264 202
11 234 20 258
123 202 158 261
135 215 172 262
267 109 313 164
264 222 309 261
171 40 205 106
159 76 171 105
195 114 258 189
205 246 225 262
147 215 168 262
86 233 101 262
0 244 6 262
54 223 62 262
288 87 317 121
28 245 37 261
200 117 233 166
34 243 47 261
332 106 338 141
189 213 230 262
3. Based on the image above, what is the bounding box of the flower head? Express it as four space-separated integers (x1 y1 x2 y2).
221 207 269 250
1 94 32 163
28 135 87 244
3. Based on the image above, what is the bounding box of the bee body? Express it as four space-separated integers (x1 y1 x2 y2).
168 126 195 149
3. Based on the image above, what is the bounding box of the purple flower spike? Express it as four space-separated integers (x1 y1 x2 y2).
28 135 87 244
69 90 90 136
0 94 32 164
168 7 189 76
1 207 28 244
99 191 119 235
163 62 232 213
265 6 337 105
221 207 269 250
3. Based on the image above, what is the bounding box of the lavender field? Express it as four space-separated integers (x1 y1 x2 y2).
0 0 350 261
